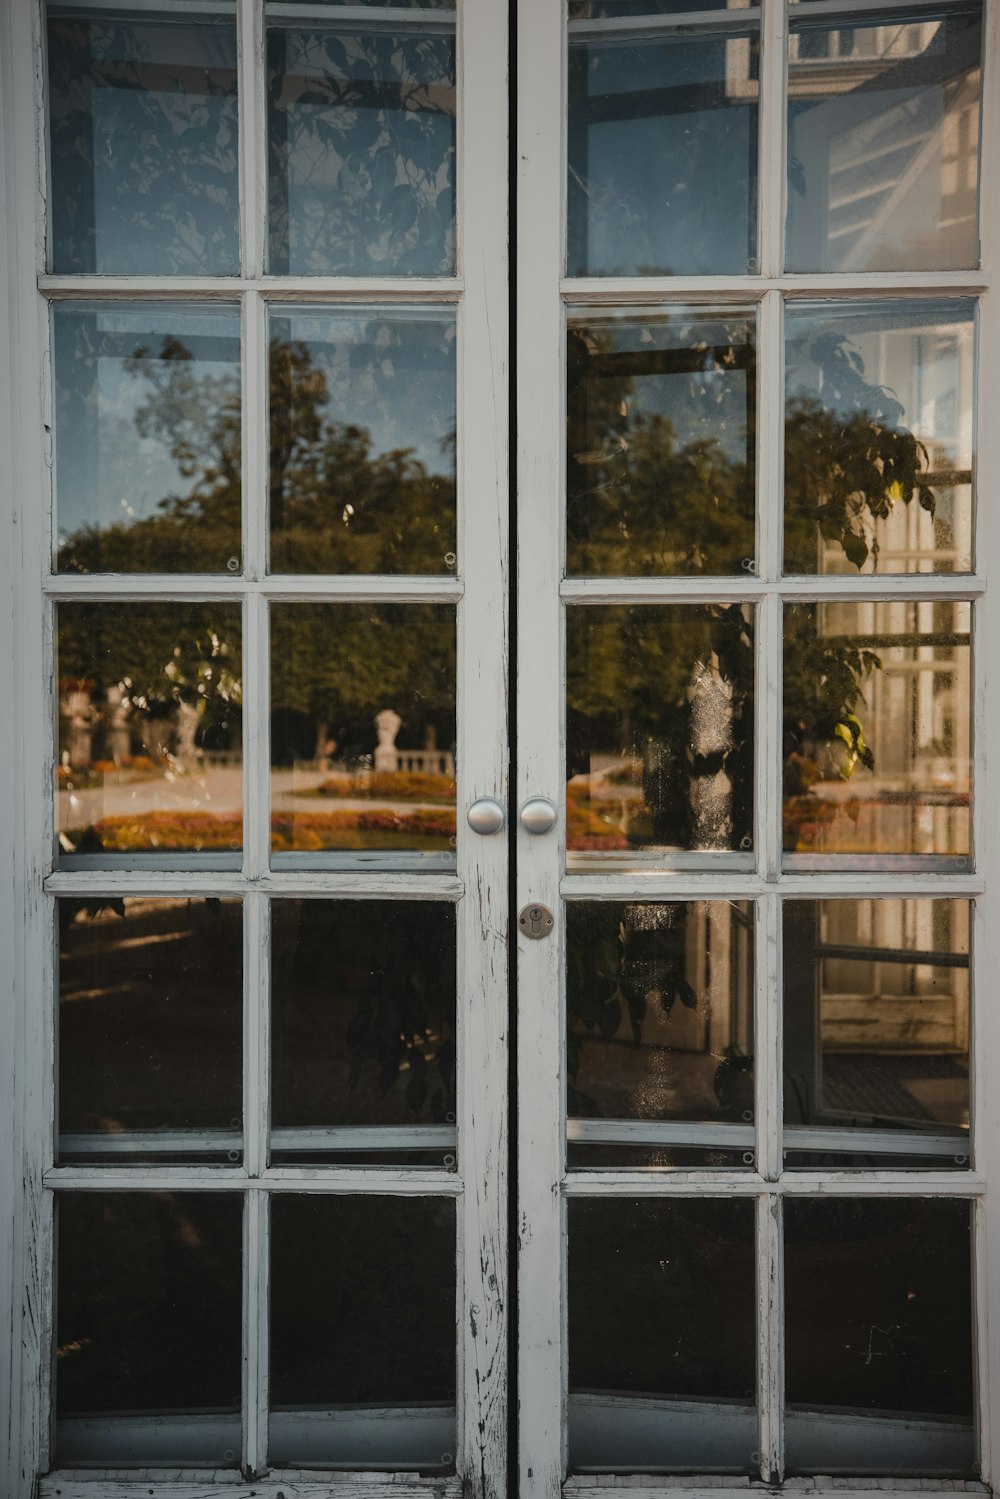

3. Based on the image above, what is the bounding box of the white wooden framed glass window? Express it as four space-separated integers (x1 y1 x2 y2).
0 0 508 1494
517 0 1000 1494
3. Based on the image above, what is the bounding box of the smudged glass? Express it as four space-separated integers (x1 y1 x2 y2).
56 603 243 858
784 1198 975 1474
269 1194 456 1467
54 303 242 575
270 898 456 1165
786 7 982 273
567 308 756 576
268 306 456 574
783 899 970 1169
269 602 456 865
47 6 239 276
568 1198 757 1471
567 21 759 276
58 897 243 1162
266 12 456 275
55 1192 242 1463
566 604 755 865
566 901 755 1169
782 600 971 867
784 301 975 576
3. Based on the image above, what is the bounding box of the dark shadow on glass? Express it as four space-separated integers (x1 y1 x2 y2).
270 898 456 1160
784 300 975 576
782 600 971 866
566 900 754 1168
57 603 243 856
268 307 456 573
568 1197 757 1471
784 1197 975 1475
783 898 970 1169
55 1191 242 1464
58 897 243 1162
567 309 756 575
567 23 759 276
786 7 982 273
269 602 455 862
47 8 239 276
267 18 456 275
566 604 754 861
54 303 242 575
269 1194 456 1468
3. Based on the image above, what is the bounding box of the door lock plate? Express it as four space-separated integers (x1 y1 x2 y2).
519 903 554 940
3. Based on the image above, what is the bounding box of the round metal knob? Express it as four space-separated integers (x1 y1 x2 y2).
519 796 557 835
466 797 506 835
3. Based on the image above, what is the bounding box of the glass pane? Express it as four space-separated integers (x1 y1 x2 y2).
783 899 970 1169
567 901 754 1169
785 1198 975 1474
268 306 456 574
785 301 975 576
783 600 971 866
567 308 756 576
786 7 982 273
270 899 456 1164
55 1192 242 1463
571 2 755 14
54 304 242 575
568 1198 757 1471
567 25 759 276
269 603 455 864
57 603 243 857
47 7 239 276
566 604 755 863
59 897 243 1162
269 1195 456 1467
266 16 456 276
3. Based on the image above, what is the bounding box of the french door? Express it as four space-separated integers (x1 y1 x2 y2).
3 0 1000 1496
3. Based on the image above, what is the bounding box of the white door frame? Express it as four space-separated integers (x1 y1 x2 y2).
517 0 1000 1493
0 0 508 1494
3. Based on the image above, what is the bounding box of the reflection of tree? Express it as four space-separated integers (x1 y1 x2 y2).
568 321 932 850
267 26 456 276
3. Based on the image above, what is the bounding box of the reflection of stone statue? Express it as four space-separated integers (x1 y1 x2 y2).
175 700 200 765
63 687 97 769
105 684 131 764
688 660 733 851
374 708 402 773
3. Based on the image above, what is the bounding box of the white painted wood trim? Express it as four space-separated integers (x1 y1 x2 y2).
516 0 566 1493
561 274 991 299
38 276 466 298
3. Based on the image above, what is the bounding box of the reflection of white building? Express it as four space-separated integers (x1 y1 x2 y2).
786 15 981 270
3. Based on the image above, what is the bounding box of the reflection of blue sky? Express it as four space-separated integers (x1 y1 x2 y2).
270 307 456 474
54 304 240 544
568 31 758 275
574 312 753 466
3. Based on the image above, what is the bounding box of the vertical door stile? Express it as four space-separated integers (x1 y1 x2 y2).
458 0 510 1492
972 0 1000 1481
517 1 566 1495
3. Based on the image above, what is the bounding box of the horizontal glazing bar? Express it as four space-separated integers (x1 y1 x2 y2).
44 575 464 600
563 1485 989 1498
562 274 989 301
561 577 984 602
561 874 985 899
44 1167 464 1192
49 0 234 12
45 871 465 897
59 1127 459 1155
562 1172 986 1195
568 1120 755 1148
39 277 464 300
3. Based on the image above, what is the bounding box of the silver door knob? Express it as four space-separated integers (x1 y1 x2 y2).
520 797 557 834
467 797 506 835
